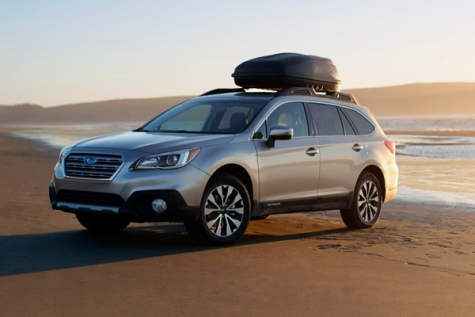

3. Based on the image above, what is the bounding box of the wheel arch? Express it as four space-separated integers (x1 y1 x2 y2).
209 164 254 203
361 165 386 201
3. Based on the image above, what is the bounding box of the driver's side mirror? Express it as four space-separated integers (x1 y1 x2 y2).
266 127 293 148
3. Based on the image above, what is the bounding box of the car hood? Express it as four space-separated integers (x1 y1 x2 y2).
71 131 234 153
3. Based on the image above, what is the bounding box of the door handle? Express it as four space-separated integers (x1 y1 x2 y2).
306 147 319 156
352 144 364 152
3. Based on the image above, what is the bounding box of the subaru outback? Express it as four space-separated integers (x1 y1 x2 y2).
49 53 398 244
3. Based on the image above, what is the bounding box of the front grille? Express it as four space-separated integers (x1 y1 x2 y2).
57 190 125 207
65 153 124 180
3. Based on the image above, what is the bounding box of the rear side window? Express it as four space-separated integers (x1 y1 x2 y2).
341 108 375 135
338 109 356 135
308 104 344 136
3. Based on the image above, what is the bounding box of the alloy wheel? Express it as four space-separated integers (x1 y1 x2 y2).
204 185 244 237
357 180 380 223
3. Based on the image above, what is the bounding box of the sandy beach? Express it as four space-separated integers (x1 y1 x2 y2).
1 131 475 316
2 1 475 315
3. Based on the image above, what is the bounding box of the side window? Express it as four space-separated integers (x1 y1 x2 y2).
342 108 375 135
338 108 356 135
254 120 267 139
308 104 344 136
267 102 309 137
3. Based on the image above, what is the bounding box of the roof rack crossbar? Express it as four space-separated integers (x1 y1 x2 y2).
199 87 359 105
275 87 318 96
328 92 359 105
200 88 245 96
276 87 359 104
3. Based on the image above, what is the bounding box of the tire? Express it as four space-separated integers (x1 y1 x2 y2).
340 171 382 229
184 173 251 245
76 213 130 233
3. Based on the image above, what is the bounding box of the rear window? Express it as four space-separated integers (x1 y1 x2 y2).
341 108 375 135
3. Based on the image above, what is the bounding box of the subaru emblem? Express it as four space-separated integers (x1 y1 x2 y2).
84 157 97 165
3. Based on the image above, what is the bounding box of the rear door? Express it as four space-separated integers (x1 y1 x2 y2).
307 103 368 198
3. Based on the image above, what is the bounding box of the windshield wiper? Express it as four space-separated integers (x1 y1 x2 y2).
133 128 150 132
156 130 195 133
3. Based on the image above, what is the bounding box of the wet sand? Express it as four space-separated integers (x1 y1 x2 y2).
386 130 475 137
1 132 474 316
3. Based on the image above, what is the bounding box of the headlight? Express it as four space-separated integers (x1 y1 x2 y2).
58 147 68 165
134 148 200 170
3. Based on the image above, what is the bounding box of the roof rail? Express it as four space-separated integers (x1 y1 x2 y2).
199 87 359 105
200 88 245 96
276 87 318 96
276 87 359 104
326 92 359 105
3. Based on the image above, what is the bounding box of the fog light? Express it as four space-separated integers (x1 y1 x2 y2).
151 199 167 213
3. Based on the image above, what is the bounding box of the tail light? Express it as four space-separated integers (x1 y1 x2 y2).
384 140 395 155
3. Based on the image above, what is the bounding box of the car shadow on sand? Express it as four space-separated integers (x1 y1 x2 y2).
0 221 350 277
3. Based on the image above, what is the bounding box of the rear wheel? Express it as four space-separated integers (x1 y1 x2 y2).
76 213 130 233
340 171 382 229
185 173 251 245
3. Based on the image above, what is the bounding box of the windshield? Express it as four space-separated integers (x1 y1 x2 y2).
141 98 267 134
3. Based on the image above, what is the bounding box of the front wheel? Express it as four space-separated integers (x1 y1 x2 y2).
340 171 382 229
76 213 130 233
184 173 251 245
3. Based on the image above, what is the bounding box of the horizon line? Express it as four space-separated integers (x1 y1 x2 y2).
2 81 475 108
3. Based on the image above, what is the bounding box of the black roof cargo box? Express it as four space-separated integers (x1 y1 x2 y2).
232 53 341 92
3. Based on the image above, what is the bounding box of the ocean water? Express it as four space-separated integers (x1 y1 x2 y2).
7 122 143 149
5 116 475 160
5 117 475 205
378 115 475 132
390 134 475 159
378 116 475 159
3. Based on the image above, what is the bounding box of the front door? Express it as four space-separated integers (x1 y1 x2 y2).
254 102 320 206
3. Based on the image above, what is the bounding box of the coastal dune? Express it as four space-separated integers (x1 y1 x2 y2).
346 82 475 116
0 96 193 124
2 82 475 125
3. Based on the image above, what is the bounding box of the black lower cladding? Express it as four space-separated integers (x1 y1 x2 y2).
254 192 354 216
49 183 199 223
57 189 125 206
119 190 200 222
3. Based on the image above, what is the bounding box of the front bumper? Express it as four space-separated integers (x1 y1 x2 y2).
50 183 200 222
51 148 209 222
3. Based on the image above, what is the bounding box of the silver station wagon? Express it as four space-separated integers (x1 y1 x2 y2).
49 53 398 244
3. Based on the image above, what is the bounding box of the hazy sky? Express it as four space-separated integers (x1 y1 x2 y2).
1 0 474 107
